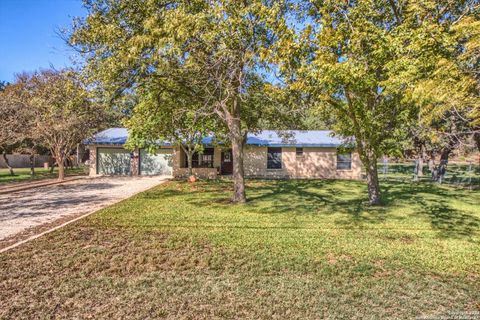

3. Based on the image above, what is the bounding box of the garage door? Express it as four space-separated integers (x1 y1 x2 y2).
97 148 131 175
140 149 173 176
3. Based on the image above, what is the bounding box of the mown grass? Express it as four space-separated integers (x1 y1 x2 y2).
0 167 85 184
1 179 479 319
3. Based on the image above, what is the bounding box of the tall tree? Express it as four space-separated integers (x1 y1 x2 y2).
70 0 290 202
5 70 107 180
125 81 220 177
281 0 412 204
0 79 29 175
279 0 479 204
401 0 480 157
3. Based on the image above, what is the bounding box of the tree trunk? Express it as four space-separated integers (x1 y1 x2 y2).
2 151 14 176
366 159 381 205
76 144 80 168
29 153 35 177
440 148 450 162
418 144 426 177
428 156 435 172
437 148 450 183
181 145 195 177
417 157 423 177
57 157 65 180
50 157 55 174
474 132 480 154
230 118 246 203
187 151 193 176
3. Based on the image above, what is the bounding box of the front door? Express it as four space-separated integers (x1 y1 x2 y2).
221 149 233 175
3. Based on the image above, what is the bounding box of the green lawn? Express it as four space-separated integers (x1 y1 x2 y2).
0 167 85 184
1 179 479 319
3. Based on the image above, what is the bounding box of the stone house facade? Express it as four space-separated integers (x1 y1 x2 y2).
85 128 362 180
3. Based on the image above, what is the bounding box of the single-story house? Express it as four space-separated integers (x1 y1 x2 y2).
84 128 362 180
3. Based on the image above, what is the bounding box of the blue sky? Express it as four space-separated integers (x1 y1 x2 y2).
0 0 86 82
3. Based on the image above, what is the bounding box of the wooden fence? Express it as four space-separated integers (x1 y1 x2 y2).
0 155 53 168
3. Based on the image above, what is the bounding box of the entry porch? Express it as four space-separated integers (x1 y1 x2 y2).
173 147 233 179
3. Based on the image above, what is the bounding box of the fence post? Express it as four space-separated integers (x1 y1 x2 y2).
383 157 388 180
413 159 419 182
468 161 472 189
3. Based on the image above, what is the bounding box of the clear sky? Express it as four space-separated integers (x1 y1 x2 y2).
0 0 86 82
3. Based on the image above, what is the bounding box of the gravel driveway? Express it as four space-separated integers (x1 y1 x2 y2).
0 176 169 241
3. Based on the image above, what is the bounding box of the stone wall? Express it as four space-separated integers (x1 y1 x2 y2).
88 146 97 176
173 167 218 179
244 146 362 180
88 144 362 180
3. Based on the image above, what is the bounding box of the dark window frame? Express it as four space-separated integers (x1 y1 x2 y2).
267 147 282 169
296 147 304 157
184 147 215 168
336 152 352 170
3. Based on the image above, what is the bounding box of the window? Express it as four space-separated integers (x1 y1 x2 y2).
184 148 214 168
200 153 214 168
267 147 282 169
337 152 352 170
296 147 304 157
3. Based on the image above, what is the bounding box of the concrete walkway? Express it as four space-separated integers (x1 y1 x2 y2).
0 176 169 241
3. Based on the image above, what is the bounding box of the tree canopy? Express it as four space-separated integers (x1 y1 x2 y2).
68 0 479 204
1 70 109 180
0 79 30 175
70 0 293 202
274 0 479 204
124 79 221 176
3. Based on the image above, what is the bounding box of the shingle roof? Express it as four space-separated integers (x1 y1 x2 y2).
85 128 351 147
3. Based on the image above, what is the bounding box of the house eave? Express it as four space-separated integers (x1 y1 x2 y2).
247 143 343 148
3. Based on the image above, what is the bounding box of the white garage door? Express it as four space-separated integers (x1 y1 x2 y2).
140 149 173 176
97 148 131 175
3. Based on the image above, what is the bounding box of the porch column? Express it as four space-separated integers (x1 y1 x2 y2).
131 148 140 176
88 146 97 176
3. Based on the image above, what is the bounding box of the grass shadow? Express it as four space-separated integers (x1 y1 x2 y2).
142 179 479 239
381 181 480 238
